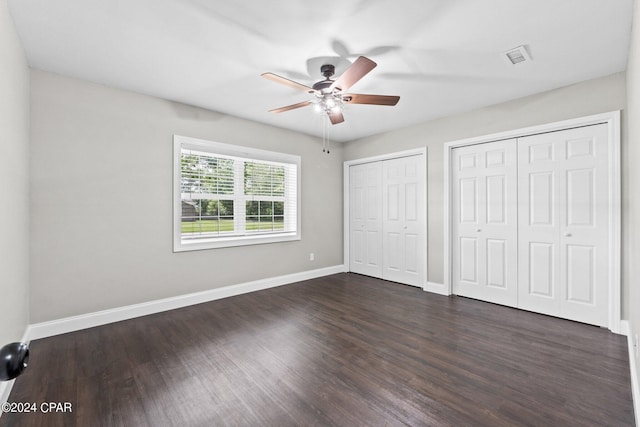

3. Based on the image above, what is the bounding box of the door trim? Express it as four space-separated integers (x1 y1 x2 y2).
344 148 428 288
443 111 621 333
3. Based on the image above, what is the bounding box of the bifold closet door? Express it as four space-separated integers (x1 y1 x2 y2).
382 155 425 287
349 162 383 278
451 140 518 307
349 155 425 287
517 123 609 326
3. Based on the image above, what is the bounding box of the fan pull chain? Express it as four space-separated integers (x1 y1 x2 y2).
322 117 326 153
321 115 331 154
326 117 330 154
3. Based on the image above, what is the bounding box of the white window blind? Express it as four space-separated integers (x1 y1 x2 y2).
174 135 300 251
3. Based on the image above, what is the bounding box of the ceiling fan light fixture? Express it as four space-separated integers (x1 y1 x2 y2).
311 92 344 114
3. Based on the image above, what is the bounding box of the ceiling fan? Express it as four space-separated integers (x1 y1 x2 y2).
261 56 400 125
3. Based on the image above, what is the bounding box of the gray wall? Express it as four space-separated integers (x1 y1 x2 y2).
29 70 344 323
29 69 630 324
0 0 30 344
343 72 626 299
625 0 640 399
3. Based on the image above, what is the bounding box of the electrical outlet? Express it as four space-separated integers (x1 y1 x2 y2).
309 253 315 261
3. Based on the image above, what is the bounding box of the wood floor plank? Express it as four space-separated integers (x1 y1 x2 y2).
1 273 634 426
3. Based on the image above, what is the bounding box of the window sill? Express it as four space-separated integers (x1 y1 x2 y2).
173 232 301 252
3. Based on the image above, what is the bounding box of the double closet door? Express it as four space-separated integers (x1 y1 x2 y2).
349 154 425 287
452 123 610 327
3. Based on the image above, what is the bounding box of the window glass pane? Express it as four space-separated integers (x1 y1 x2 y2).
274 216 284 230
274 201 284 216
246 200 259 216
218 159 235 195
272 167 285 196
244 162 285 196
258 216 273 230
245 200 282 232
261 201 273 216
181 198 234 237
181 152 234 196
219 200 234 217
246 216 258 230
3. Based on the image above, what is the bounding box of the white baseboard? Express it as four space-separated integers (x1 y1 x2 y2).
620 320 630 336
622 321 640 427
423 281 449 296
26 264 345 341
0 328 31 416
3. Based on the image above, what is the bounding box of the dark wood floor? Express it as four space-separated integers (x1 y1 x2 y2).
1 273 634 426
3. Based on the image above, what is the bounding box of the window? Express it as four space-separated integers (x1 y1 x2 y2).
174 135 300 251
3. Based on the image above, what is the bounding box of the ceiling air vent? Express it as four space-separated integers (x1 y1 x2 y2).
504 45 531 65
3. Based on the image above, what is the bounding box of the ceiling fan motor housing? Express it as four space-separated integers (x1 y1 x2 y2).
313 64 339 92
312 80 335 92
320 64 335 78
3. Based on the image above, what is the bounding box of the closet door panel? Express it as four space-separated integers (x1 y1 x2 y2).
349 162 383 278
518 124 609 326
486 175 505 224
459 237 479 284
559 124 609 326
451 140 517 306
405 233 419 274
453 149 484 297
517 142 561 316
459 178 478 223
529 172 554 226
382 155 425 287
566 244 595 303
486 239 507 288
528 242 555 297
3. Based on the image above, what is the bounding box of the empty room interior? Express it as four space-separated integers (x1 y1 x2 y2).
2 0 640 425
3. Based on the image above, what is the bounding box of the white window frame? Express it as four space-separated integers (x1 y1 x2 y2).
173 135 301 252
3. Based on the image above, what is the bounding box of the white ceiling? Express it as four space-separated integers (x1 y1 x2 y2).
7 0 633 142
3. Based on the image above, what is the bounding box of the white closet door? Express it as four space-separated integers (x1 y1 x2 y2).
349 162 383 278
451 140 518 306
518 124 609 326
382 155 425 287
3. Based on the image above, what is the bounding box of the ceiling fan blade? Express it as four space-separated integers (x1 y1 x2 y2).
330 56 377 92
261 72 313 93
342 93 400 106
268 101 312 113
329 111 345 125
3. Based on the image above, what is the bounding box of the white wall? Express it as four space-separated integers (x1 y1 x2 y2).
29 70 343 323
0 0 30 344
625 0 640 408
343 72 626 292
